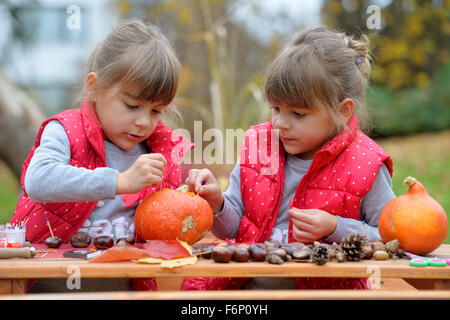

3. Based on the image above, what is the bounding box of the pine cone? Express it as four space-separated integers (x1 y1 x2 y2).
385 239 404 258
311 242 330 265
341 233 365 261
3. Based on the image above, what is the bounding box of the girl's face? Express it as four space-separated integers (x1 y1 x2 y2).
91 83 165 151
271 103 338 160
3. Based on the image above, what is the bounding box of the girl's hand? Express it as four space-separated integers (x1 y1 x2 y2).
185 169 224 213
116 153 167 194
288 208 338 243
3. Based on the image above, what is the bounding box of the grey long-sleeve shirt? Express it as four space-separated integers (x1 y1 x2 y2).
25 120 148 292
212 154 395 243
25 120 146 241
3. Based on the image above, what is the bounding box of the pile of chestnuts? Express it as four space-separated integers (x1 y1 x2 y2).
193 238 404 265
44 231 135 250
193 240 308 265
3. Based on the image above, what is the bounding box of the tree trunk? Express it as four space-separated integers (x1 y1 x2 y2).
0 67 45 180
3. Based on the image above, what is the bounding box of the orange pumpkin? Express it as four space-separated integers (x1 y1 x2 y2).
134 186 213 244
379 176 448 255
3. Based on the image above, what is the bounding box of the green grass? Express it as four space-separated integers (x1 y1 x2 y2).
0 130 449 243
0 161 19 224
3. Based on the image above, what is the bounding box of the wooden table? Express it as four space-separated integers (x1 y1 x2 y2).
0 244 450 299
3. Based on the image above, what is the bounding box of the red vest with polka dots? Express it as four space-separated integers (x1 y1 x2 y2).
12 100 193 242
12 100 194 291
181 114 392 291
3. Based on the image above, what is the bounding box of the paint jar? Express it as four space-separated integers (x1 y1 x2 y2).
5 227 26 245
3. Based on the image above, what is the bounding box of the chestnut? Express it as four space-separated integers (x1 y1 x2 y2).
202 246 215 259
116 235 135 247
45 236 62 249
237 243 250 251
227 245 236 255
122 235 135 245
281 245 294 256
292 248 310 261
233 247 250 262
94 236 114 250
70 231 91 248
212 246 232 263
250 244 267 261
116 239 132 248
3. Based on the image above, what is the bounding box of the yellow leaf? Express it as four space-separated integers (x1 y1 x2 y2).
137 256 198 269
176 238 193 255
161 256 198 269
137 257 165 264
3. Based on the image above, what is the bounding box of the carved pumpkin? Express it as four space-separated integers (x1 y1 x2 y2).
379 176 448 255
134 186 213 244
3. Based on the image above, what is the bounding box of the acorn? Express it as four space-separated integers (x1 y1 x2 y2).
212 246 233 263
374 250 389 260
70 231 91 248
45 236 62 249
250 244 267 261
94 236 114 250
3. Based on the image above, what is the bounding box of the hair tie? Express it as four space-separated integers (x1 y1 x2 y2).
355 54 364 66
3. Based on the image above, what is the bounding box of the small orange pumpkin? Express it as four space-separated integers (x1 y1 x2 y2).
379 176 448 255
134 186 213 244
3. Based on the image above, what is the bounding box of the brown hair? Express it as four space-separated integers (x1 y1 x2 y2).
84 19 181 107
264 27 372 133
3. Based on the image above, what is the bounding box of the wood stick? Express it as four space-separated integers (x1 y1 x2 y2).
193 250 212 257
45 217 55 238
362 221 368 240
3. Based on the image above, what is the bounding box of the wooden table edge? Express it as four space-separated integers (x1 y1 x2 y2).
1 289 450 300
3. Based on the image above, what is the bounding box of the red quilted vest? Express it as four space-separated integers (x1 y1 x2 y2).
182 114 392 290
11 100 194 291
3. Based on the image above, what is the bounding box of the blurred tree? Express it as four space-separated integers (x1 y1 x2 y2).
322 0 449 90
0 67 45 179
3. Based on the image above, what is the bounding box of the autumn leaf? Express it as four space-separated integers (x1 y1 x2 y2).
142 239 192 260
138 256 198 269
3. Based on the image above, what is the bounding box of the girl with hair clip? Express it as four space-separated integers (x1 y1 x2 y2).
182 27 395 290
10 19 194 292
